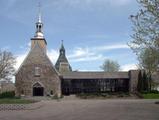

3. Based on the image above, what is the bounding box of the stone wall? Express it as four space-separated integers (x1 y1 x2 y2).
129 70 140 93
15 64 61 97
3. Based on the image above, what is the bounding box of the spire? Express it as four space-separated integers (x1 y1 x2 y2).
38 2 42 23
60 40 65 55
34 2 44 38
55 41 72 72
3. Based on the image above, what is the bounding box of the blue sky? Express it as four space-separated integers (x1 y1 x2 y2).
0 0 140 71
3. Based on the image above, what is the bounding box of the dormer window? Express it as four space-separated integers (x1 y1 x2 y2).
35 67 41 77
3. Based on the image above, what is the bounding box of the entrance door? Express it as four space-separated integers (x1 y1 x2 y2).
33 87 44 96
33 82 44 96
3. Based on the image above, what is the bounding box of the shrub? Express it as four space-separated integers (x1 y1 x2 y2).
150 90 159 94
0 91 15 98
141 90 159 94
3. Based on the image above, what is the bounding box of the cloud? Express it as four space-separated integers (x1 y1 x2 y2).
14 52 27 70
43 0 132 11
108 0 131 6
63 0 132 7
15 42 31 70
68 44 129 62
47 49 59 64
94 44 129 51
68 47 105 62
121 63 138 71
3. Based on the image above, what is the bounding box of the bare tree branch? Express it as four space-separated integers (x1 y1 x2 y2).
0 50 16 81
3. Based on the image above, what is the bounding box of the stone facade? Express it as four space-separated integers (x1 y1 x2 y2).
15 64 61 97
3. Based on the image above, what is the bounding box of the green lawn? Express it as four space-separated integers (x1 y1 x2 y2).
0 99 37 104
142 93 159 99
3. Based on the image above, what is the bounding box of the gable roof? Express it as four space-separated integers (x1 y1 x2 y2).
16 41 59 75
62 71 129 79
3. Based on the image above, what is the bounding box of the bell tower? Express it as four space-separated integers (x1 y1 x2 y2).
31 3 47 53
55 40 72 73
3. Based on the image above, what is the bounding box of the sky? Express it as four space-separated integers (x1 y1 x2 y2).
0 0 140 71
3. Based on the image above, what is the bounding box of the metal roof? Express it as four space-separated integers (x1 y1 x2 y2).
62 71 129 79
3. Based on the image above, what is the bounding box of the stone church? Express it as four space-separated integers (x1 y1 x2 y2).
15 11 140 98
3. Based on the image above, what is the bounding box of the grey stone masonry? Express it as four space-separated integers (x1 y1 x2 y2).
129 70 140 93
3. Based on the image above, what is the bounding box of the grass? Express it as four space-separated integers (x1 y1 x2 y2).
142 93 159 99
0 98 37 104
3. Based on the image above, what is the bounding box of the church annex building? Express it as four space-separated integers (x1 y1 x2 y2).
15 12 140 98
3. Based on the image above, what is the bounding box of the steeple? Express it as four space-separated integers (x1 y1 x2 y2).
34 2 44 38
31 2 47 52
55 41 72 73
60 40 65 55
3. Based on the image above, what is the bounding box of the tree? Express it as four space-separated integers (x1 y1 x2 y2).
137 70 149 93
129 0 159 90
139 48 159 73
137 70 143 92
100 59 120 72
0 50 16 81
139 47 159 90
142 70 149 91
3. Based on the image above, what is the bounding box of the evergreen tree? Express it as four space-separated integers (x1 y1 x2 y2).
148 74 152 91
137 70 143 92
142 70 149 92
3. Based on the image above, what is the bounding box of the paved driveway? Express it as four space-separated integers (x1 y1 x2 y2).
0 99 159 120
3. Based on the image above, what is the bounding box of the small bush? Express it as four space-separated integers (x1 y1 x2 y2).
141 91 148 94
0 91 15 99
141 90 159 94
150 90 159 94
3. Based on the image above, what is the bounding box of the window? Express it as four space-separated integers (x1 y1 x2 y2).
35 67 41 77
